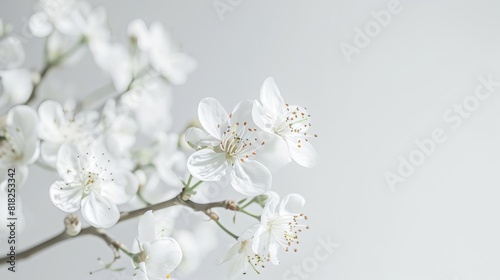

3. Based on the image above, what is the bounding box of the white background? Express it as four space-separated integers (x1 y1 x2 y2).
2 0 500 279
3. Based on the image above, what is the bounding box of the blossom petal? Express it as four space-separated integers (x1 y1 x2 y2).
253 133 291 172
138 210 156 244
230 160 271 196
229 100 255 127
38 100 65 141
252 100 273 132
49 181 84 213
279 193 305 215
146 237 183 278
56 144 84 183
40 141 61 166
260 77 285 118
0 69 33 105
100 170 138 205
285 137 319 168
81 192 120 228
7 105 38 140
268 242 280 265
184 127 219 150
198 97 227 139
187 149 228 182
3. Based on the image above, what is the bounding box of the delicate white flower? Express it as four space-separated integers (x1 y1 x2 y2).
0 35 25 70
38 99 99 165
49 142 138 228
220 225 269 279
133 210 183 280
172 223 218 276
29 0 109 41
99 99 137 155
121 80 173 136
0 69 33 108
252 192 308 265
127 19 196 85
252 77 319 167
187 98 289 196
0 106 39 189
91 41 133 92
153 132 186 187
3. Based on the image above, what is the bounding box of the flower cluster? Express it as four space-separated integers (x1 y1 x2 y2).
0 0 319 279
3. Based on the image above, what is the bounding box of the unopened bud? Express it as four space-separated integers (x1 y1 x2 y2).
64 214 81 236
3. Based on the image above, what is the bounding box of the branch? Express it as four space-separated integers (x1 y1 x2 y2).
0 194 238 264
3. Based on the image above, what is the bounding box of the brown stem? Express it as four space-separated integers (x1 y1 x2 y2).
0 194 237 264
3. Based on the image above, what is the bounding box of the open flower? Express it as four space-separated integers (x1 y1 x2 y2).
187 98 288 196
252 192 308 265
38 99 99 165
127 19 196 85
49 142 138 228
29 0 109 40
219 225 269 279
133 210 183 280
252 77 319 167
0 69 33 109
0 105 39 189
0 35 25 70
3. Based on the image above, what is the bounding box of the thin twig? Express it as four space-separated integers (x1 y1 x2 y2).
0 194 237 264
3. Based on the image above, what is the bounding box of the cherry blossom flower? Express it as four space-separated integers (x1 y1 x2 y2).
252 77 319 167
219 225 270 279
49 142 138 228
133 210 183 280
29 0 109 41
0 69 34 109
252 191 308 265
127 19 196 85
121 81 173 136
0 105 39 189
187 98 289 196
38 99 99 165
0 33 25 70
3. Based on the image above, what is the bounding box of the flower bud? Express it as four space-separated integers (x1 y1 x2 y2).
64 214 81 236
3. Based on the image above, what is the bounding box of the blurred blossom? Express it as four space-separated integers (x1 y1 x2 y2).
100 100 137 151
49 141 138 228
0 106 39 189
29 0 109 41
0 69 33 109
121 80 173 136
91 41 132 91
0 36 25 70
127 19 196 85
173 223 218 276
38 99 99 166
153 132 186 187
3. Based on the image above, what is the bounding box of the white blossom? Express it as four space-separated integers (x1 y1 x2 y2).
49 142 138 228
38 99 99 165
133 210 183 280
252 192 308 265
0 105 39 189
0 35 25 70
187 98 289 196
127 19 196 85
0 69 33 109
252 77 319 167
